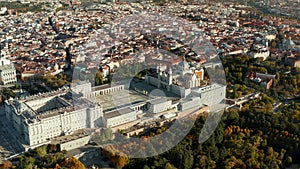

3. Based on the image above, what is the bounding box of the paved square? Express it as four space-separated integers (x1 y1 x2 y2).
92 90 149 112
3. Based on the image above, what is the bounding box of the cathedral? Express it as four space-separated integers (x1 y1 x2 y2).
145 57 204 97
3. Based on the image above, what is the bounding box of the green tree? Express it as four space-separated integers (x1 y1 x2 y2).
227 110 240 124
165 162 177 169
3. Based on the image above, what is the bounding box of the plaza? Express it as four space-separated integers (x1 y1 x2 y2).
92 89 149 112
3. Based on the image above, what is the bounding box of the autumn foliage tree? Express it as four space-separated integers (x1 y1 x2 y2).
59 156 85 169
101 146 130 168
0 160 12 169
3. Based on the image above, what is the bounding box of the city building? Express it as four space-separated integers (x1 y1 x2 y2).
51 130 90 151
0 7 7 15
249 42 270 61
247 72 276 90
4 69 226 148
190 83 226 106
104 108 137 128
145 57 205 98
284 54 300 68
4 86 103 146
147 98 173 114
283 37 299 50
0 56 17 85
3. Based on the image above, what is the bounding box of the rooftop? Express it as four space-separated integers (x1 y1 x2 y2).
104 107 135 119
51 129 89 144
192 83 224 93
148 97 170 105
0 64 14 71
6 90 97 121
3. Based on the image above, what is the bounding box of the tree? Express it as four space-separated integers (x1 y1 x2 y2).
42 73 69 90
116 155 130 168
104 128 113 140
165 162 177 169
285 156 292 166
60 156 85 169
35 145 47 157
95 71 104 86
0 160 12 169
54 164 61 169
227 110 239 124
182 150 194 169
143 165 151 169
271 40 277 48
219 147 227 161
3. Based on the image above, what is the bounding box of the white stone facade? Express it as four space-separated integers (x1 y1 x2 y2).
147 98 172 114
5 88 103 146
145 58 204 97
4 74 226 148
104 108 137 128
191 84 226 106
0 57 17 85
250 49 270 61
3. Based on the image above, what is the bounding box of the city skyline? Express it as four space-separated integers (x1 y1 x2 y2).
0 0 299 169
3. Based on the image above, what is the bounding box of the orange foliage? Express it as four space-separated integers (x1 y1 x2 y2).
59 156 85 169
0 160 12 169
